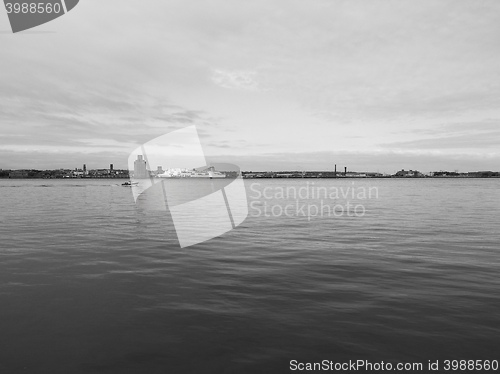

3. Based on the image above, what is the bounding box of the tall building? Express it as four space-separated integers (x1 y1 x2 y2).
110 164 114 173
134 155 148 178
83 164 87 175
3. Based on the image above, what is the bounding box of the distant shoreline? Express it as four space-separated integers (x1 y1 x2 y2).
1 169 499 179
241 175 500 179
1 175 499 180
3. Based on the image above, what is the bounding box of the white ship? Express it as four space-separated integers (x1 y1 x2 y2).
158 167 226 179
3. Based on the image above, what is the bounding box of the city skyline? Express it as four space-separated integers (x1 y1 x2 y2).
1 160 498 175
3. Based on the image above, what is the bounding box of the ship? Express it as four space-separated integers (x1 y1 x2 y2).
192 170 226 178
157 166 226 179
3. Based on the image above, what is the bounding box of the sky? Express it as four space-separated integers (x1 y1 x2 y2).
1 0 499 173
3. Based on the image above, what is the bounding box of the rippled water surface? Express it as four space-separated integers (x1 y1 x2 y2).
1 178 499 373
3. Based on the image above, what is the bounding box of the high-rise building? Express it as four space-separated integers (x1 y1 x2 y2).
83 164 87 175
110 164 114 173
134 155 148 178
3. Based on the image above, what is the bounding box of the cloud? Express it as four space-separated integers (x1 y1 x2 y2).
208 149 500 173
381 131 500 150
408 119 500 136
211 70 260 91
382 119 500 151
0 80 228 154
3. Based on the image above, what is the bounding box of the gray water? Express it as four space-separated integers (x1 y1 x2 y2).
1 178 499 373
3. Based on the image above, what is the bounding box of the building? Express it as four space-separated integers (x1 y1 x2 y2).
9 170 29 178
394 169 423 177
150 166 164 177
468 171 499 178
134 155 148 178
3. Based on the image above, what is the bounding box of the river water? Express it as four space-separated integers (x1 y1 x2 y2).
0 178 499 373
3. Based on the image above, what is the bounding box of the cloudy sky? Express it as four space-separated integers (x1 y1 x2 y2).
1 0 499 172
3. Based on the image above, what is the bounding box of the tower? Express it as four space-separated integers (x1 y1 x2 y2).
134 155 148 178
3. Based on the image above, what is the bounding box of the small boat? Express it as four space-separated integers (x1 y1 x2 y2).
122 181 138 186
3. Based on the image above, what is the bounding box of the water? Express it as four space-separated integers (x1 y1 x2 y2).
0 178 499 373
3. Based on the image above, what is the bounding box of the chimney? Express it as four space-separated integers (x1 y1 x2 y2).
344 166 347 175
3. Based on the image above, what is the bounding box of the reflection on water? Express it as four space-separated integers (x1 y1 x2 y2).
0 178 499 373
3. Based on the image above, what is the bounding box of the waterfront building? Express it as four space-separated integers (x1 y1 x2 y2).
134 155 149 178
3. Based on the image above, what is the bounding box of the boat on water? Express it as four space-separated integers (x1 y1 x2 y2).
122 181 139 186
